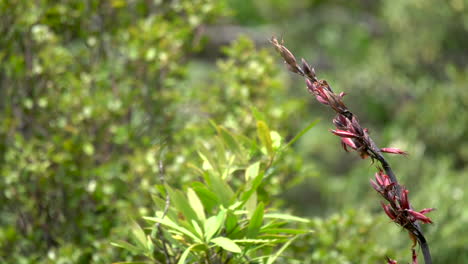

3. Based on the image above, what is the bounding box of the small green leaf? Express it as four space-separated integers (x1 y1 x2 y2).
257 121 274 156
202 171 234 207
211 237 242 253
191 220 204 239
144 214 202 243
191 182 219 212
166 185 198 222
266 236 298 264
204 210 225 241
232 238 278 244
198 149 217 173
225 211 238 234
245 161 260 181
264 213 310 223
217 126 244 160
250 106 266 122
282 119 319 150
177 244 198 264
187 188 205 221
111 240 142 254
131 220 147 250
260 228 311 235
247 202 264 238
245 191 257 218
240 170 264 206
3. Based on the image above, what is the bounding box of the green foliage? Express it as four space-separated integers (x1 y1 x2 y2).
0 0 228 263
113 121 312 263
2 0 467 263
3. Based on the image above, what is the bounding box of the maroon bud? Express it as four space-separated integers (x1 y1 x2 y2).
281 46 297 66
331 129 358 138
407 209 433 224
382 202 397 220
400 189 410 210
412 249 418 264
419 208 435 215
305 78 316 93
341 137 358 151
381 148 408 156
301 58 315 78
370 179 382 193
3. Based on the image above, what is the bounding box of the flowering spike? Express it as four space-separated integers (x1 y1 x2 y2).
271 38 433 263
381 148 408 156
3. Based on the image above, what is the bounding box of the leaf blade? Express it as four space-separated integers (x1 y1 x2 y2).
282 119 319 150
211 237 242 253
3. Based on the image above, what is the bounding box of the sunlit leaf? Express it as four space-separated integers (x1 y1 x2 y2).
111 240 142 254
264 213 310 223
191 182 219 212
245 161 260 181
166 185 198 223
257 120 274 156
204 210 225 241
131 220 147 250
247 202 264 238
211 237 242 253
143 214 202 243
187 188 205 221
177 244 198 264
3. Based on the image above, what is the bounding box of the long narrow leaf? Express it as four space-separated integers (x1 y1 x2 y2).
177 244 198 264
111 241 142 254
257 121 274 156
264 213 310 223
266 236 298 264
204 210 225 241
187 188 206 221
282 119 319 150
247 202 264 238
166 185 198 223
143 216 202 243
131 220 148 251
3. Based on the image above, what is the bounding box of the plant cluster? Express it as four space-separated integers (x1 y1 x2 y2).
114 120 314 263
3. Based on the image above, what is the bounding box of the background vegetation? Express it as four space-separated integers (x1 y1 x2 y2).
1 0 467 263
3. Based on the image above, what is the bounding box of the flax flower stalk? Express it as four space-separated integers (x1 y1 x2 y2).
270 37 433 264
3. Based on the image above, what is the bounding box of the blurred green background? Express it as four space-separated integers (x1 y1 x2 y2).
1 0 467 263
